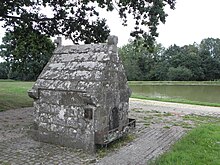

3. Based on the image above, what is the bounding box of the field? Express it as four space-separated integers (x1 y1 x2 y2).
0 80 33 111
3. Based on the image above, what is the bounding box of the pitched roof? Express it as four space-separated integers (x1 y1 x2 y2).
31 41 124 93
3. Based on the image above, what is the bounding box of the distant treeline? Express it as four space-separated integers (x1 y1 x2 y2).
119 38 220 81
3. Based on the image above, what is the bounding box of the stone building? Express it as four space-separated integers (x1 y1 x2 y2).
28 36 135 152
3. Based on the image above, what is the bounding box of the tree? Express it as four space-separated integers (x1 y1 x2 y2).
119 41 145 80
163 44 183 68
163 44 205 80
0 0 176 47
181 44 204 80
119 39 165 80
0 28 55 81
147 43 167 80
199 38 220 80
167 66 193 81
120 37 220 81
0 62 10 79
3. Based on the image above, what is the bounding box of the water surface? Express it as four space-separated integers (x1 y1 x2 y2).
129 85 220 104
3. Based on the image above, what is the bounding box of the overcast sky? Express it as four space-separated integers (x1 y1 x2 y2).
104 0 220 47
157 0 220 47
1 0 220 62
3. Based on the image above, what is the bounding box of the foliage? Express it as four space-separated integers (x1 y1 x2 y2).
0 80 34 111
0 62 10 79
0 0 176 47
150 123 220 165
119 39 165 80
120 37 220 81
0 28 55 81
0 0 177 80
167 66 192 81
199 38 220 80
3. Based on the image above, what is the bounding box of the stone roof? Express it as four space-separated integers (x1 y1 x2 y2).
30 36 126 97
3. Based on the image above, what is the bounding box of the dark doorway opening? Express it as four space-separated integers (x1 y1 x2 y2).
109 107 119 130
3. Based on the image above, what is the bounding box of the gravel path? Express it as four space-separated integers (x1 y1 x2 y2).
0 99 219 165
130 98 220 117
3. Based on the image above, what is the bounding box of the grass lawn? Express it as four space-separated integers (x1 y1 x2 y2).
0 80 34 111
150 123 220 165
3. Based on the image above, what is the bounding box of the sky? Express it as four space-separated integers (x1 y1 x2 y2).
103 0 220 47
157 0 220 47
1 0 220 62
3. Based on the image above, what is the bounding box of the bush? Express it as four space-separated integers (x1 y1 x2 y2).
167 66 193 81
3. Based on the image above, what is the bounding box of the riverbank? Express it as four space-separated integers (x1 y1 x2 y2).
129 81 220 86
129 81 220 107
131 95 220 107
129 98 220 117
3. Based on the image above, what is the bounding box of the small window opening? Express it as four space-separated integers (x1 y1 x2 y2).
84 108 93 119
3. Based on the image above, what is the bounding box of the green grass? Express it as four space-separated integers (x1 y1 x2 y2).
129 81 220 86
0 80 34 111
131 94 220 107
150 123 220 165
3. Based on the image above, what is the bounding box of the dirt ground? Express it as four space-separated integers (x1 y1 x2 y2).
0 107 33 143
129 98 220 131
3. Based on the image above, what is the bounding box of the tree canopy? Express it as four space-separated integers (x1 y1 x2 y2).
0 0 176 46
119 38 220 81
0 28 55 80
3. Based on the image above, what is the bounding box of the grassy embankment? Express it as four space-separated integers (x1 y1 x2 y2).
129 81 220 86
150 122 220 165
0 80 33 111
129 81 220 107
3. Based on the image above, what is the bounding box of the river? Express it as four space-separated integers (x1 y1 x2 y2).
129 85 220 103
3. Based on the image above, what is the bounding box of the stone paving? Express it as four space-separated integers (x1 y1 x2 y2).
0 137 95 165
96 127 185 165
1 99 219 165
0 125 185 165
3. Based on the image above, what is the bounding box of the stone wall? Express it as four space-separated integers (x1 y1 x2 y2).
32 90 95 152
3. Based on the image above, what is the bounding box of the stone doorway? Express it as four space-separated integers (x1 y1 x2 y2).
109 107 119 130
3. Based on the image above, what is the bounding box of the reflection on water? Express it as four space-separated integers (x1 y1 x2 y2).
129 85 220 103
